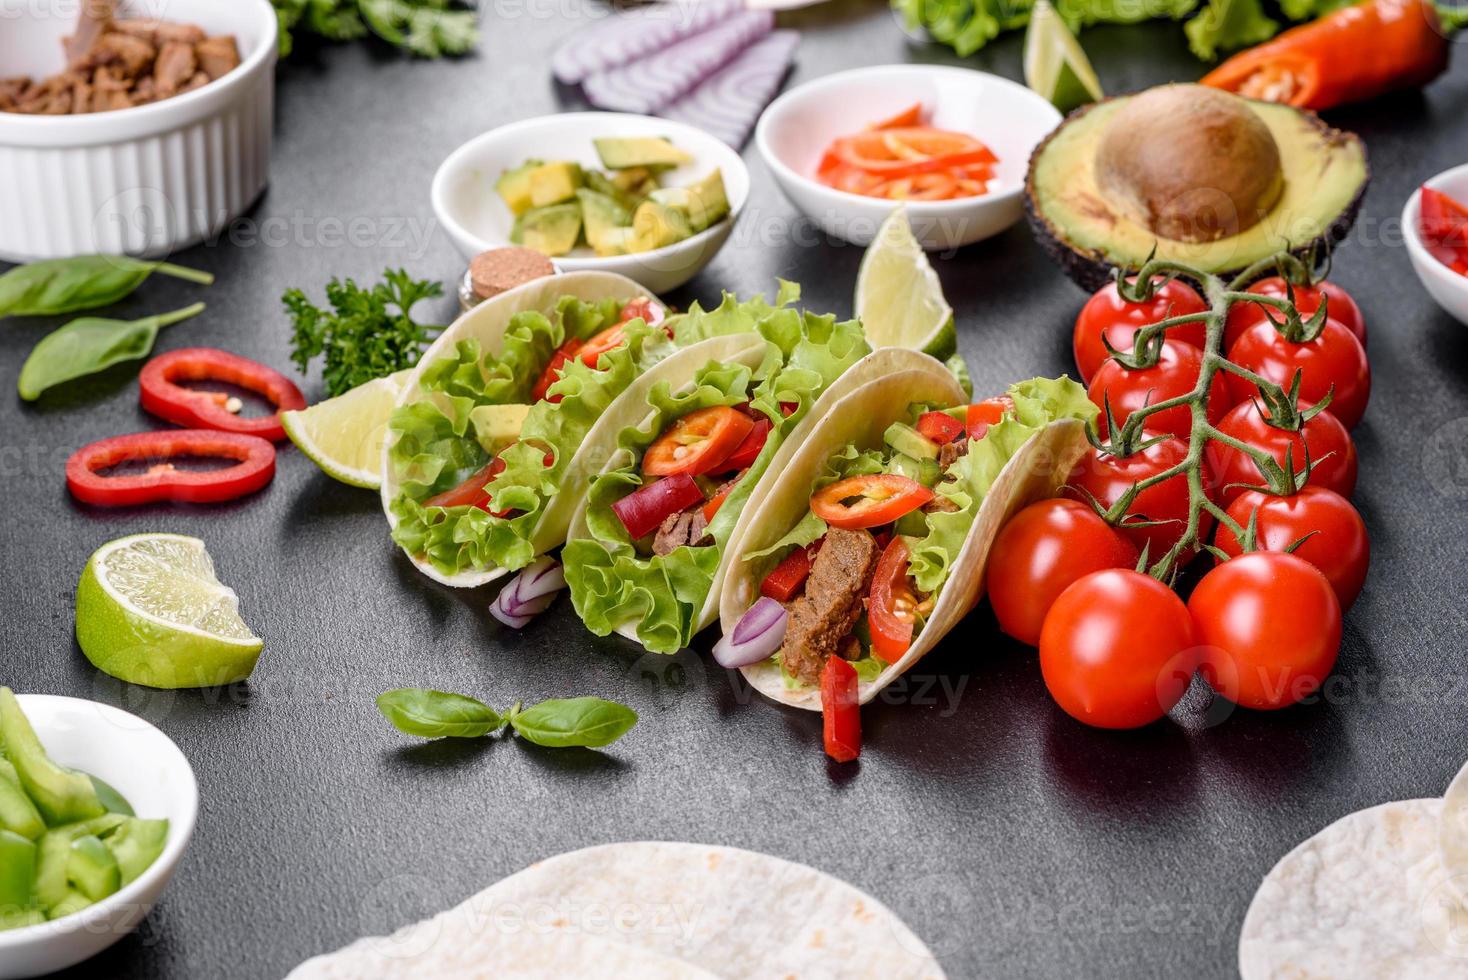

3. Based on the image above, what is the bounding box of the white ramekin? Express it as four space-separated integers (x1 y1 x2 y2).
0 0 277 261
1403 163 1468 329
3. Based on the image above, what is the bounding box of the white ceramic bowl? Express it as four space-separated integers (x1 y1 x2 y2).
431 111 750 295
0 694 198 979
0 0 277 262
755 64 1062 251
1403 162 1468 328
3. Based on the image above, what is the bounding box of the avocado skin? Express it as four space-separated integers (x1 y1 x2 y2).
1023 96 1371 293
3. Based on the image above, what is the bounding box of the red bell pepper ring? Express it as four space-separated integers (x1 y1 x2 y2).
821 655 861 763
66 430 276 507
140 348 307 442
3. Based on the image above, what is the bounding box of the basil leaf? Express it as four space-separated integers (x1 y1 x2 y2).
0 256 212 318
17 303 205 401
509 697 638 748
376 689 504 739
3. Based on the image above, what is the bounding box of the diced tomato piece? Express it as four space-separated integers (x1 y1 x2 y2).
869 536 917 662
702 481 737 523
780 401 799 417
916 410 965 444
643 406 754 477
719 417 771 472
611 473 704 540
425 457 507 512
810 474 933 530
821 656 861 763
965 395 1014 441
532 339 582 404
760 541 820 602
577 298 670 369
618 297 665 328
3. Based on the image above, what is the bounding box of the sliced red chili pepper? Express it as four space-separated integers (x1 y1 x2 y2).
810 474 933 530
611 473 705 540
916 411 965 445
643 406 754 478
718 417 772 473
66 430 276 507
869 536 917 662
868 102 924 130
139 348 306 442
821 655 861 763
532 339 583 404
965 395 1014 441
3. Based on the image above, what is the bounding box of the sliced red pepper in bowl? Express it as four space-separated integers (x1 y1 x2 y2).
140 348 306 442
611 473 705 540
821 655 861 763
66 430 276 507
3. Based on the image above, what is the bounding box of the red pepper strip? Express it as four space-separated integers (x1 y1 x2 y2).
821 655 861 763
66 430 276 507
760 541 820 602
1200 0 1448 112
702 483 735 524
140 348 306 442
611 473 705 540
916 410 965 445
532 339 583 404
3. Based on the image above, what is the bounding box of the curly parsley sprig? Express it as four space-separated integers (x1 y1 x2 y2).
272 0 479 59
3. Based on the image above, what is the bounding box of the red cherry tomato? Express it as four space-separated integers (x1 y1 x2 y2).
965 395 1014 440
869 536 917 662
1206 399 1357 506
1190 552 1341 710
531 339 582 404
987 499 1139 647
1224 277 1366 351
1088 340 1229 441
642 407 754 477
1039 569 1197 730
1214 486 1370 610
1063 433 1213 561
821 655 861 763
810 474 933 530
1225 319 1371 429
1073 277 1208 384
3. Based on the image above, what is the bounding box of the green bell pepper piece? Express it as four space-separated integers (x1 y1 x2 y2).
0 907 45 931
33 815 126 911
106 818 168 887
66 834 120 903
0 829 36 911
0 773 44 840
0 689 104 827
87 775 134 817
47 888 94 920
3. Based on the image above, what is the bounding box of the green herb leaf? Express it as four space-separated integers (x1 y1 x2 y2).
17 303 205 401
376 688 504 738
508 697 638 748
0 256 212 319
273 0 477 59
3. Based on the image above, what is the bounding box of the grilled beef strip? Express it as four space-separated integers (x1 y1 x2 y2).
651 507 710 557
780 527 880 686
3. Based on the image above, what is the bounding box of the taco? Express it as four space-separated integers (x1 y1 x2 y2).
717 369 1096 709
380 272 809 589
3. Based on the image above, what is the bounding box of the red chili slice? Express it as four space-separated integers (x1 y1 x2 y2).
821 655 861 763
66 430 276 507
611 473 705 540
810 474 933 530
139 348 306 442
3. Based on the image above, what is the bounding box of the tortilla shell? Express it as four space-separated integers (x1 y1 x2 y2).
1239 798 1468 978
287 842 944 979
723 370 1087 709
380 271 661 589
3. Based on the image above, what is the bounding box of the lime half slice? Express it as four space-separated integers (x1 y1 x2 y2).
75 534 263 690
1025 1 1103 114
281 370 410 490
855 207 956 361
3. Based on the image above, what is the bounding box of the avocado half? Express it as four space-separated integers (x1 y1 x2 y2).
1024 89 1369 292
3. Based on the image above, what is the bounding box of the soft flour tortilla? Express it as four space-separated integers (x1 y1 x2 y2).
721 368 1087 710
1439 760 1468 913
380 270 665 589
1239 798 1468 978
287 842 943 980
573 348 954 646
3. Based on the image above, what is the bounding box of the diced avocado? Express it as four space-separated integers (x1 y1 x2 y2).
0 688 105 827
0 774 44 840
494 159 543 217
47 888 93 920
884 423 940 462
106 817 168 887
527 161 584 209
87 775 134 817
895 509 930 537
648 169 729 233
0 829 36 909
593 226 637 257
889 451 942 488
511 203 582 257
66 834 120 903
469 404 531 455
630 200 694 253
576 189 633 252
583 171 640 211
593 136 691 170
609 166 660 197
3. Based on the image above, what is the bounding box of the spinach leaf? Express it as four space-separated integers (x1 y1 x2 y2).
508 697 638 748
376 689 504 739
0 256 212 319
17 303 205 401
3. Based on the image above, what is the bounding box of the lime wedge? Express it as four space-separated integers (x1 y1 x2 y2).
1025 1 1103 114
281 370 411 490
855 207 956 361
75 534 263 690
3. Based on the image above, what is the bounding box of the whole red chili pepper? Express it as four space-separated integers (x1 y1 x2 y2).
140 348 307 442
66 430 276 507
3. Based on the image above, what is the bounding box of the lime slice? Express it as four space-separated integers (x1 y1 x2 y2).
75 534 263 690
1024 1 1103 114
281 370 411 490
855 207 956 361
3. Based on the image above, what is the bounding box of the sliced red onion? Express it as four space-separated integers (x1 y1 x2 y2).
712 596 788 668
551 0 744 85
490 557 566 629
660 30 800 150
583 10 774 115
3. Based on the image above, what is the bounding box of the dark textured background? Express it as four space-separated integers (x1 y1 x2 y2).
4 3 1468 977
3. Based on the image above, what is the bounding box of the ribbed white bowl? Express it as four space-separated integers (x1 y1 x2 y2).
0 0 277 261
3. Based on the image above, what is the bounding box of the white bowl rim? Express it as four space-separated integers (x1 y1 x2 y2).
1401 162 1468 293
0 693 199 951
0 0 278 138
754 63 1062 214
429 110 750 272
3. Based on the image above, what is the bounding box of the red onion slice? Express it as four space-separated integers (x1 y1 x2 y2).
659 30 799 149
551 0 744 85
712 596 788 668
490 558 566 629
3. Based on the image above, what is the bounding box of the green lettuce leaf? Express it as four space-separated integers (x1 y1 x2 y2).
1185 0 1278 60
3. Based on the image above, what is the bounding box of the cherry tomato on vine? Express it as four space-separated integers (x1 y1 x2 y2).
987 499 1139 647
1225 277 1365 351
1191 552 1341 710
1088 340 1230 441
1039 569 1197 730
1073 277 1209 383
1206 399 1357 506
1063 433 1213 561
1225 319 1371 429
1214 486 1370 610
